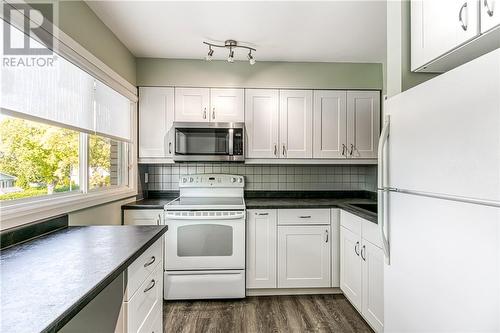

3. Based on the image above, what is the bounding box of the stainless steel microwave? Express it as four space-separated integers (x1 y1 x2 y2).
173 122 244 162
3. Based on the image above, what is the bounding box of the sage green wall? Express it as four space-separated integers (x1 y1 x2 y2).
136 58 383 90
57 1 136 85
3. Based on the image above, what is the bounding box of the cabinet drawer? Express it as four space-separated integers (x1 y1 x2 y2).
124 209 163 226
278 209 330 225
125 264 163 333
125 239 162 300
340 210 362 235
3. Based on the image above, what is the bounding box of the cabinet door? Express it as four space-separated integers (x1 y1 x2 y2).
481 0 500 32
331 209 341 287
411 0 479 71
313 91 347 158
278 225 331 288
346 91 380 159
245 89 279 158
340 226 362 311
246 210 277 289
279 90 313 158
210 88 244 122
124 210 163 225
362 240 384 333
174 87 210 122
138 87 174 158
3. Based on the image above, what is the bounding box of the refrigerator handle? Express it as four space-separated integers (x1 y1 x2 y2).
378 115 390 263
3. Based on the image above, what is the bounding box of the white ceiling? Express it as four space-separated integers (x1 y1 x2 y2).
86 1 386 63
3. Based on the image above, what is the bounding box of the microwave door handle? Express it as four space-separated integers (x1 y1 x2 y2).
228 128 234 155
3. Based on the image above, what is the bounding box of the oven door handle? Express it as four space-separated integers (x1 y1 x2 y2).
165 213 245 220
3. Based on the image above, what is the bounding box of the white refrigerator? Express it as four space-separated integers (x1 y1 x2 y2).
380 49 500 332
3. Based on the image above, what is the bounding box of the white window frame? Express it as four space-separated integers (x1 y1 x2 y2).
0 3 138 230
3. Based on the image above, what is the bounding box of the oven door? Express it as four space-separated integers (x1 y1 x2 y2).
165 211 245 270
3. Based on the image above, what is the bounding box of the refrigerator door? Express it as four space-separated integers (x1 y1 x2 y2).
384 192 500 332
385 49 500 202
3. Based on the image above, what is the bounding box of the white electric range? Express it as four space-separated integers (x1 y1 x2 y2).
163 174 246 300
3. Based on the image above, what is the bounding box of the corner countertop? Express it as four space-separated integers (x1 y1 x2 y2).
0 225 167 333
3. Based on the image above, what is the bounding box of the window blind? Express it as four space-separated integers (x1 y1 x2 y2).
94 80 132 141
1 23 132 141
1 27 95 133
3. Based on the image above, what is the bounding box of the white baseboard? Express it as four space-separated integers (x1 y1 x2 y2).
246 287 342 296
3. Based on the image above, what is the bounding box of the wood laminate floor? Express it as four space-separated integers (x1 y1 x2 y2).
163 294 374 333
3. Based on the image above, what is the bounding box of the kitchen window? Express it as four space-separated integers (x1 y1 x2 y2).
0 19 136 229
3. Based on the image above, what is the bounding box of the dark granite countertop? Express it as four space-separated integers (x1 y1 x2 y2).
0 225 167 333
245 198 377 223
122 191 179 210
124 191 377 223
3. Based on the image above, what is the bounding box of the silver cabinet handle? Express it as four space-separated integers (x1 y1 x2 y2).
361 245 366 261
156 213 162 225
299 215 311 219
325 230 329 243
354 241 360 256
342 144 347 156
169 142 172 154
144 256 156 267
212 107 216 120
459 2 468 31
282 144 286 157
484 0 494 16
203 107 207 119
257 212 269 216
349 144 354 156
274 144 278 157
143 279 156 293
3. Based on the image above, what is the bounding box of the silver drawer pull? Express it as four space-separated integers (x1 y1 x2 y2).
144 256 156 267
257 212 269 216
144 279 156 293
299 215 311 219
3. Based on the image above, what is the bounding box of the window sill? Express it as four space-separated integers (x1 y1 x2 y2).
0 187 137 231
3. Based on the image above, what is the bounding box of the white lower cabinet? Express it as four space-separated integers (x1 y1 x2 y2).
361 239 384 333
340 226 363 310
246 210 277 288
120 238 164 333
124 209 163 226
277 225 331 288
340 211 383 332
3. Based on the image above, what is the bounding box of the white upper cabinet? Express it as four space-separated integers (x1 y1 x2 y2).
277 225 331 288
411 0 480 71
346 91 380 159
279 90 313 158
246 210 277 289
313 91 347 159
174 87 210 122
138 87 174 159
481 0 500 32
210 88 244 122
245 89 280 158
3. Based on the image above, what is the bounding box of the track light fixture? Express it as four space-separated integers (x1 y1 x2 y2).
203 40 256 65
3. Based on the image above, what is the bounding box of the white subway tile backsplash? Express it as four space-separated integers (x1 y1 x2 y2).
143 163 377 192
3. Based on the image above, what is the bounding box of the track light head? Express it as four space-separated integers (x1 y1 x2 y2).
248 51 256 65
205 46 214 61
227 48 234 63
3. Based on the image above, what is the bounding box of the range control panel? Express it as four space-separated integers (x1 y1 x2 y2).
179 174 244 188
